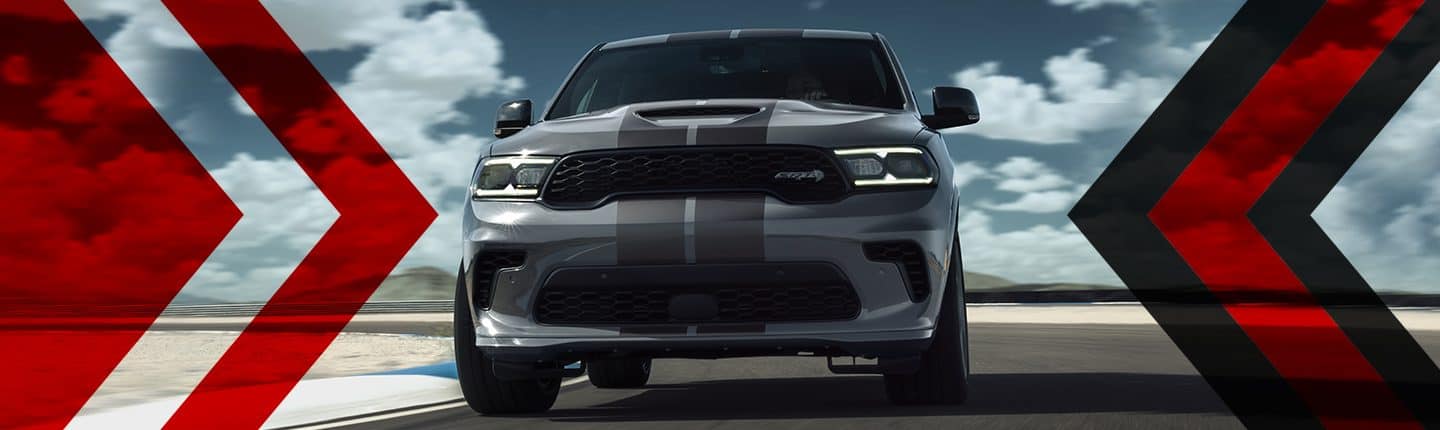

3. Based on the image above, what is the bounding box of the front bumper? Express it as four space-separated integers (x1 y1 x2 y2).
461 188 956 358
479 331 935 362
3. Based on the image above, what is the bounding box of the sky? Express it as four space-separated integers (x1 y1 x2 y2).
68 0 1440 301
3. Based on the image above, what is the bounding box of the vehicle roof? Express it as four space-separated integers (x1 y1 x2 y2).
599 29 877 51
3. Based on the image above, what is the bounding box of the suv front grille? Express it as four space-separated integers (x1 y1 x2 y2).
471 250 526 310
539 146 849 208
534 284 860 325
863 241 930 301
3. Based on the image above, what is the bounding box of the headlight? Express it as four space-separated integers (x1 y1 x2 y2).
472 156 556 199
833 147 935 187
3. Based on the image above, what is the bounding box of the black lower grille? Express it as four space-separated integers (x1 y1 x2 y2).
539 146 849 208
864 241 930 301
471 250 526 310
534 284 860 325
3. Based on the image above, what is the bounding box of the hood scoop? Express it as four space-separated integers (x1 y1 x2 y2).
634 106 762 127
636 106 761 119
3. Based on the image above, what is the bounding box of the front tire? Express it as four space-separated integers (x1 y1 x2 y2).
454 265 560 414
587 358 651 388
884 239 970 405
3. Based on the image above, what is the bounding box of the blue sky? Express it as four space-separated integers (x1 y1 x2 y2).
71 0 1439 300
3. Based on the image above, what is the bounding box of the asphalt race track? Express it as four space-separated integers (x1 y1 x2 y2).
342 322 1348 429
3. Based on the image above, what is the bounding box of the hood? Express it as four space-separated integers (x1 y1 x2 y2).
487 99 924 156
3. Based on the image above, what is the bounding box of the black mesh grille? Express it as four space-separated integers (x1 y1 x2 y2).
534 284 859 325
637 106 761 118
540 146 849 208
864 241 930 301
471 250 526 310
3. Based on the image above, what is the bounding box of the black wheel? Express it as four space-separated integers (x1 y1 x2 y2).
885 239 970 405
587 357 652 388
454 265 560 414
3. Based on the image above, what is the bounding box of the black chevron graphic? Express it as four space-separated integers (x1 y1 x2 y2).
1249 0 1440 426
1074 0 1440 426
1069 1 1326 427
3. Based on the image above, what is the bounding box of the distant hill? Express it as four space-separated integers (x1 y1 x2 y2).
370 266 457 301
961 271 1121 291
976 282 1125 292
171 292 228 305
962 271 1016 290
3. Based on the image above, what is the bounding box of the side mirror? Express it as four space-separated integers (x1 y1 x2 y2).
494 99 532 138
922 87 979 130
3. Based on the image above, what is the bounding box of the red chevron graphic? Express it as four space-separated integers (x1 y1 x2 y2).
1150 0 1422 428
0 2 240 429
159 1 437 428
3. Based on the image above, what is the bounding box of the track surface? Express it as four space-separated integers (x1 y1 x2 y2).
344 323 1440 429
352 321 1383 429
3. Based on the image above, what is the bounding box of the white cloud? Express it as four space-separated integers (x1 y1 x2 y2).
1129 4 1214 74
335 2 523 155
258 0 443 51
952 161 988 191
1049 0 1150 10
208 154 338 251
947 47 1177 144
981 189 1081 213
68 0 197 108
806 0 827 11
976 157 1080 213
948 0 1214 145
1311 185 1376 254
992 157 1072 192
957 209 1120 285
142 153 337 302
997 175 1071 193
229 94 254 116
992 156 1046 177
1315 67 1440 292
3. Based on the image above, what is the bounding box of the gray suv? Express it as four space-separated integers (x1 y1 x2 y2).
455 29 980 414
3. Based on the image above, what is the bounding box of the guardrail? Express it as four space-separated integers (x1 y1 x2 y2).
158 301 452 317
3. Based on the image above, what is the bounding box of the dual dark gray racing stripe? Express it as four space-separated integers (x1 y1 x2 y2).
610 28 796 334
616 111 687 264
613 102 778 335
664 29 805 43
654 26 796 265
733 29 804 39
693 102 775 263
614 102 777 266
664 30 733 43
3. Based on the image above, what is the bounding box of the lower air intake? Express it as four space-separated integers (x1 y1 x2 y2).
534 284 860 325
863 241 930 302
471 250 526 310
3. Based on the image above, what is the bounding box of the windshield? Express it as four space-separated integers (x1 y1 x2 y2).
546 38 906 119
